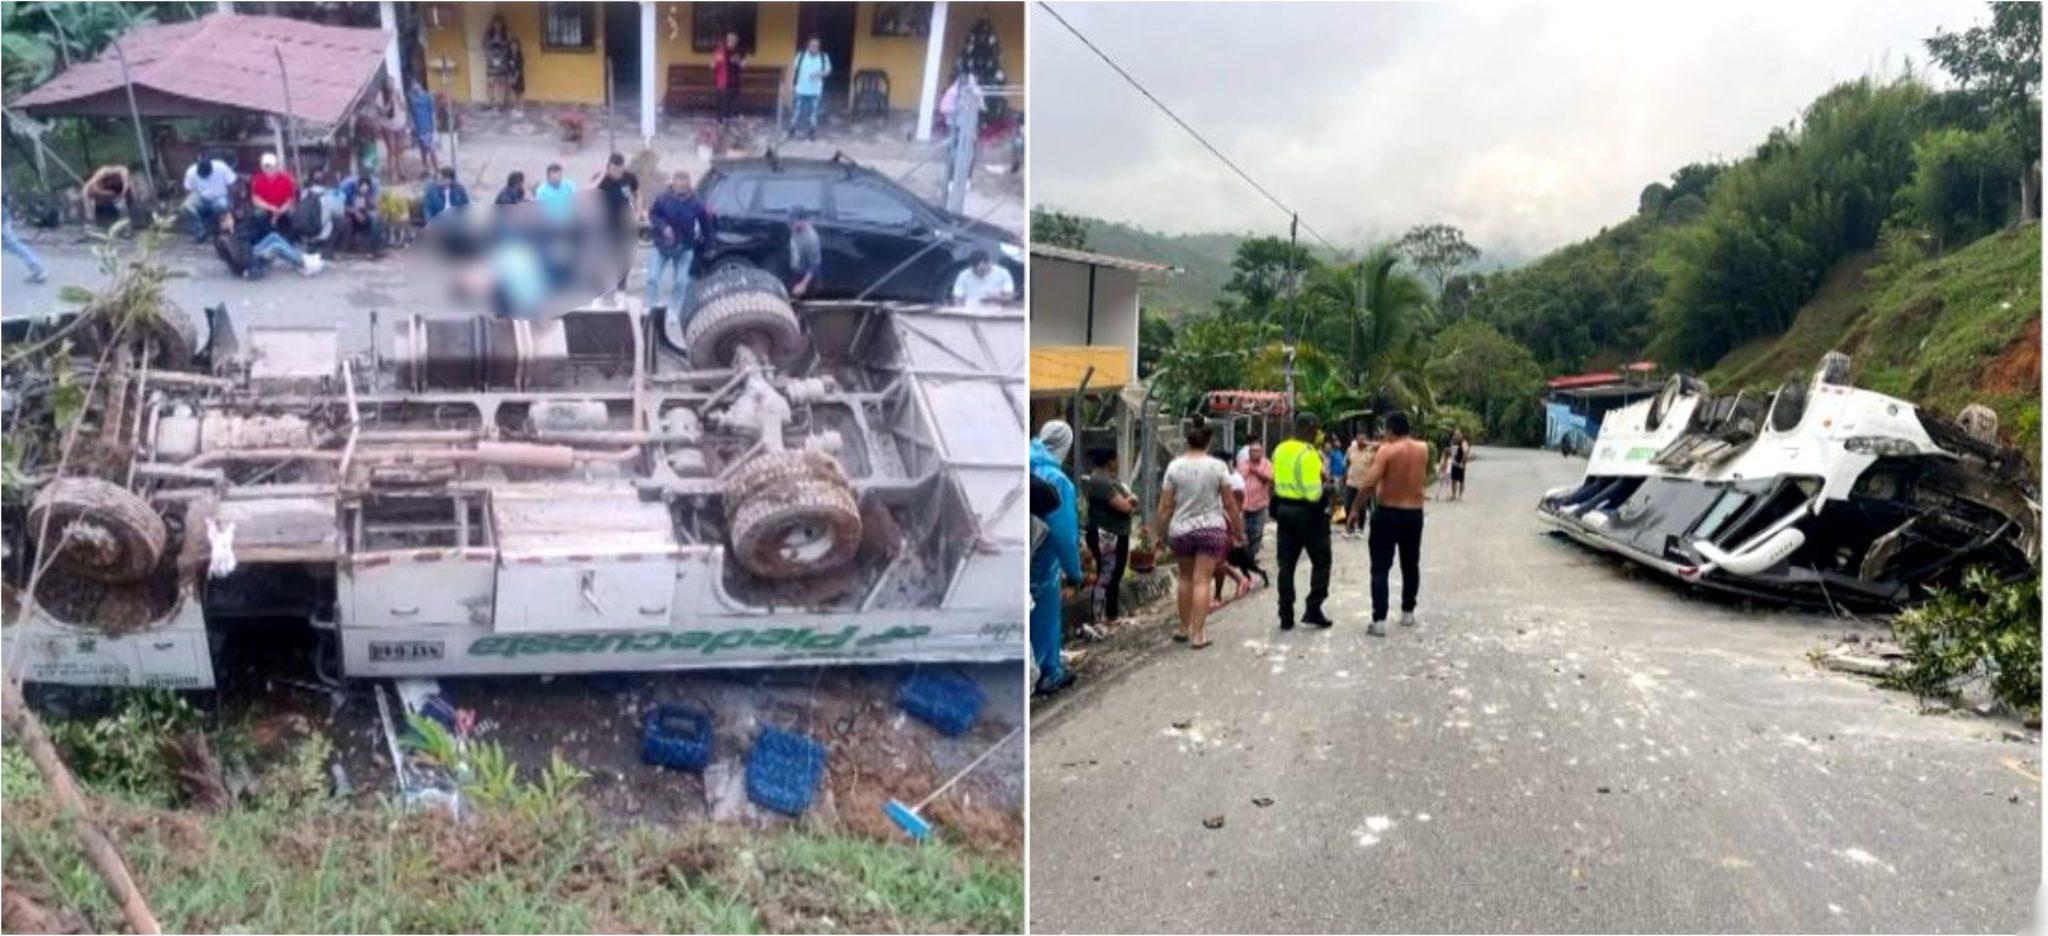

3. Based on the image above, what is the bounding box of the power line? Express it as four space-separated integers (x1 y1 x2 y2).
1035 1 1342 254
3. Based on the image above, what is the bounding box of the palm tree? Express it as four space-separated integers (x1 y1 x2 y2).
1302 246 1437 415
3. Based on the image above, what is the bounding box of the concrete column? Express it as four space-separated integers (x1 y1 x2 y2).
379 1 404 89
640 1 658 145
914 1 949 142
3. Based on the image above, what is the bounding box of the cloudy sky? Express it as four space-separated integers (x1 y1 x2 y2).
1030 1 1986 261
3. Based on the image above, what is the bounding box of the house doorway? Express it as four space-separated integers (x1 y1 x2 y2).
795 2 858 102
603 1 642 112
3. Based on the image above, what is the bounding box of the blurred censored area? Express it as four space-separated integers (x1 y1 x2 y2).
417 196 635 322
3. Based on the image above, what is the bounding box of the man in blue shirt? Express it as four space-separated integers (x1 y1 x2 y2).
534 163 577 224
408 81 440 176
646 170 711 317
422 166 471 222
788 36 831 141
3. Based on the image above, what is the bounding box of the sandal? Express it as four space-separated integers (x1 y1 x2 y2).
1171 632 1189 643
1190 638 1212 650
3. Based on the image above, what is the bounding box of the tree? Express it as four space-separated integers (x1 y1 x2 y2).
1302 247 1436 414
1150 314 1273 416
1425 320 1547 445
1926 2 2042 220
1137 308 1175 379
1394 223 1480 296
1439 271 1486 323
1030 208 1089 250
1638 182 1670 217
1906 126 2025 246
1218 236 1319 325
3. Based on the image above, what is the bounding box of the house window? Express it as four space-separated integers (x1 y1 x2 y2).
542 2 596 51
871 2 933 38
692 2 757 53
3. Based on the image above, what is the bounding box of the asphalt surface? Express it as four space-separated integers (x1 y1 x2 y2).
1029 446 2041 934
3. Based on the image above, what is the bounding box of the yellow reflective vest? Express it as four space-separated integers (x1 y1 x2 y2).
1272 438 1323 501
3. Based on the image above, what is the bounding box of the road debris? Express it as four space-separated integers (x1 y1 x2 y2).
1202 815 1225 829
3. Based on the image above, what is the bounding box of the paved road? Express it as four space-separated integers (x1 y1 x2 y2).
1029 446 2040 934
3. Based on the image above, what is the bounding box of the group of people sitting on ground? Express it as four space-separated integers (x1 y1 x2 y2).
1027 410 1473 695
191 152 404 280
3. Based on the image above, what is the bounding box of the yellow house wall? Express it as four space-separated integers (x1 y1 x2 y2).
849 3 928 110
421 2 1022 113
503 3 608 104
421 6 472 99
654 2 799 75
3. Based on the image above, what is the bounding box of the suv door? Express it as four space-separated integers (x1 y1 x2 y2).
822 178 932 299
702 173 772 269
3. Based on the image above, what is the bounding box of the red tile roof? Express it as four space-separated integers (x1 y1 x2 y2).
1547 372 1624 390
14 13 389 127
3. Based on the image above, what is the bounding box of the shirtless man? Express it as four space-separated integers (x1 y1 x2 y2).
1355 410 1429 637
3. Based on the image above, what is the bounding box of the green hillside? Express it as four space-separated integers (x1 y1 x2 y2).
1707 223 2041 458
1068 219 1251 317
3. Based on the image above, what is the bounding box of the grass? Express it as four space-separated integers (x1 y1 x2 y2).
1706 223 2041 461
1 738 1023 934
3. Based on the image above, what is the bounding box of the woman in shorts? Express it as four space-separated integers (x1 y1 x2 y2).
1153 419 1243 649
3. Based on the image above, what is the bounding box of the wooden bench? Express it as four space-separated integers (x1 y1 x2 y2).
663 64 786 116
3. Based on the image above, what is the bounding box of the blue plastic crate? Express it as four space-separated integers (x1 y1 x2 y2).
746 727 828 816
641 705 715 772
896 670 985 737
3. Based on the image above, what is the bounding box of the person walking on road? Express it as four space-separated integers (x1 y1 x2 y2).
1236 441 1274 558
1357 411 1429 636
1323 436 1348 525
1270 414 1333 631
1031 421 1083 695
1153 419 1242 649
1344 432 1376 538
1081 447 1137 628
1449 430 1472 501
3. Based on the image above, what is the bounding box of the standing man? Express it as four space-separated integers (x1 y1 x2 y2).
408 81 441 177
1030 420 1083 695
789 36 831 141
713 31 747 125
646 171 710 318
1356 411 1429 636
592 153 640 297
1080 447 1137 628
1343 431 1376 538
1236 441 1273 560
1270 414 1333 631
1324 435 1348 524
182 155 236 242
1449 430 1472 501
534 163 577 223
787 207 821 297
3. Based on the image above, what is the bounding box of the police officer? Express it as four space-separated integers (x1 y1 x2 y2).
1271 413 1334 630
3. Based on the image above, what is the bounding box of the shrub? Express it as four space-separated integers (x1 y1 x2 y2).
1885 567 2041 719
1905 127 2024 248
45 689 203 805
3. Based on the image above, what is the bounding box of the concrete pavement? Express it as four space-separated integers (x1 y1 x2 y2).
1029 446 2039 934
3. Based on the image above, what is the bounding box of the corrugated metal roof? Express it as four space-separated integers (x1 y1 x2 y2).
14 13 389 126
1029 243 1178 274
1031 346 1130 393
1547 372 1623 390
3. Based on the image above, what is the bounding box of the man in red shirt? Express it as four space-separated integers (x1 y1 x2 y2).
712 32 747 125
1237 441 1275 558
249 153 298 237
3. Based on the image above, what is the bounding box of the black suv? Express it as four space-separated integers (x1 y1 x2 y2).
695 155 1023 303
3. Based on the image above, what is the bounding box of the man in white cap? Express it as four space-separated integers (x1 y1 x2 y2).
249 152 299 238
